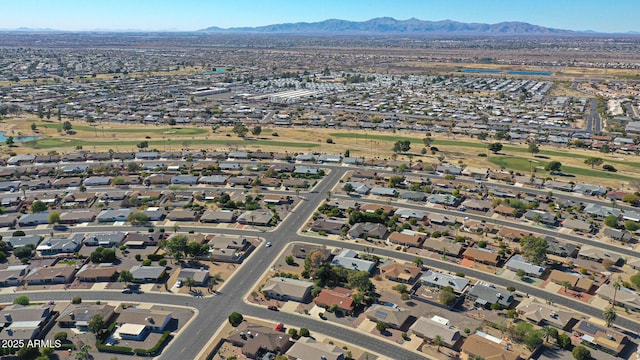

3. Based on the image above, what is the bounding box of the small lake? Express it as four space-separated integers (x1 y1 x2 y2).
0 132 38 143
461 69 502 74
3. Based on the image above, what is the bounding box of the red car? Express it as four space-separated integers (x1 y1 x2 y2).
275 323 284 332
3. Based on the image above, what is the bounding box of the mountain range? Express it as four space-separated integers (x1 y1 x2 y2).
199 17 579 35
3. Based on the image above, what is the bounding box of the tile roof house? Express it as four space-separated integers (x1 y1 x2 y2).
516 297 576 330
386 231 425 248
409 316 462 349
461 333 521 360
24 265 76 285
379 261 422 284
75 265 117 282
573 320 629 356
262 277 314 303
364 304 412 329
58 303 116 329
226 322 293 359
177 268 210 286
310 218 348 235
0 265 29 286
314 287 355 314
347 222 388 240
286 337 344 360
130 266 166 283
561 218 594 233
0 304 55 341
36 234 84 256
462 247 501 266
595 284 640 311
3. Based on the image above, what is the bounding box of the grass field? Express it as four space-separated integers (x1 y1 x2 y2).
488 156 637 182
39 123 209 135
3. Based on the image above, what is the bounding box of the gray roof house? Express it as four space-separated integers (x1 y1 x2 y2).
370 187 398 197
171 175 199 185
96 208 132 223
467 283 514 308
427 194 458 206
584 203 621 219
420 270 469 293
18 212 50 227
130 266 166 282
36 234 84 256
364 305 412 329
347 222 389 239
82 232 126 247
410 316 462 349
4 235 41 249
523 210 558 226
345 181 371 195
83 176 111 187
574 184 607 196
395 208 426 220
504 255 545 278
198 175 227 185
331 249 376 273
399 191 426 201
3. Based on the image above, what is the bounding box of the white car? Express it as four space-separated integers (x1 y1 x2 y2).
176 280 183 288
265 242 272 247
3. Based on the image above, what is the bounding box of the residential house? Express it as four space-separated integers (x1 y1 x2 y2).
83 176 111 187
572 320 629 356
96 208 132 223
176 269 210 286
290 245 330 260
207 235 251 263
130 266 166 282
171 174 199 185
59 210 97 224
17 213 50 227
0 304 56 341
583 203 621 220
547 239 578 258
420 270 469 294
595 284 640 311
198 175 227 185
116 308 173 340
427 194 458 206
24 266 76 285
410 316 462 349
461 333 521 360
370 187 398 197
237 211 273 226
461 199 492 212
345 181 371 195
379 261 421 284
547 270 594 293
262 277 314 303
314 287 355 314
4 235 41 249
574 184 607 196
398 191 426 202
58 303 116 329
427 213 456 225
497 227 532 242
347 222 388 239
467 283 514 308
286 337 344 360
75 265 117 282
561 218 594 233
462 247 501 266
167 209 199 222
200 210 236 223
394 208 425 220
36 234 84 256
331 249 376 273
516 297 576 330
310 218 347 235
422 238 464 257
226 322 293 359
603 228 633 242
505 255 545 278
387 231 425 248
364 305 412 329
0 265 29 286
523 210 558 226
578 245 623 265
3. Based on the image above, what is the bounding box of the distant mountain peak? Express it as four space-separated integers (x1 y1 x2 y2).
199 17 578 35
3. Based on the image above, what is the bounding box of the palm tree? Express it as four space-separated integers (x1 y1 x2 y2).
612 281 621 306
184 277 197 292
209 272 224 292
603 306 617 327
412 257 424 268
432 335 443 352
75 344 91 360
172 224 180 233
542 325 557 343
561 281 572 293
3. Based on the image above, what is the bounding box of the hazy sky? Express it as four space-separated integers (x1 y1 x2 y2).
3 0 639 33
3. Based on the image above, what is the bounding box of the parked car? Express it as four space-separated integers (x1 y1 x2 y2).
176 280 183 288
267 305 279 311
275 323 284 332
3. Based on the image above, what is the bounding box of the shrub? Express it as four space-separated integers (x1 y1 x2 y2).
228 312 243 327
158 259 167 266
135 254 142 261
142 259 152 266
54 332 68 342
299 328 310 337
71 297 82 304
13 296 29 306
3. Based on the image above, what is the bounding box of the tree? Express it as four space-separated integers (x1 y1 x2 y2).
392 140 411 154
31 200 47 213
545 161 562 173
119 269 133 286
528 142 540 155
584 157 603 169
75 344 91 360
487 142 503 154
13 296 30 305
285 255 295 265
251 126 262 137
299 328 310 337
562 281 573 292
432 335 443 352
48 211 60 225
612 282 621 306
232 123 248 137
542 326 558 344
625 220 640 231
600 144 611 154
439 286 458 306
90 247 117 264
228 312 243 327
630 271 640 290
519 235 548 265
54 331 68 342
572 345 591 360
127 211 149 225
376 322 388 333
557 332 572 350
62 121 72 132
87 314 105 337
516 269 526 278
163 235 189 262
16 346 40 360
412 257 423 268
184 277 197 291
604 215 619 228
342 182 354 193
603 306 617 327
524 330 544 351
422 137 432 148
5 136 14 146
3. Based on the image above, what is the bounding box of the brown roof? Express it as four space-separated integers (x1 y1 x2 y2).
314 287 354 311
461 334 521 360
359 203 395 214
380 261 421 282
76 266 117 281
463 248 500 265
547 270 578 286
387 232 425 247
